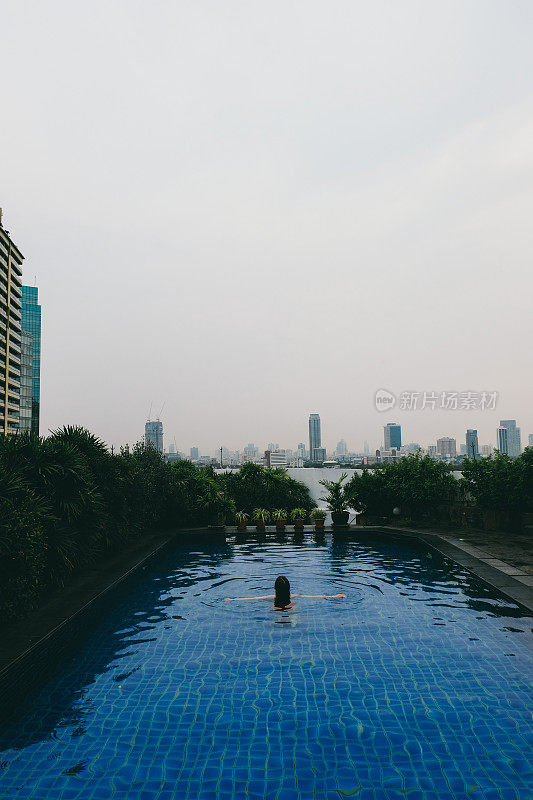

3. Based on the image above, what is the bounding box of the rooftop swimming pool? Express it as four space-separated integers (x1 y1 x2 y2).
0 532 531 799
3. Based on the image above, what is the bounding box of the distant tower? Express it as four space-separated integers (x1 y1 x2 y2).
436 437 457 458
466 429 479 459
336 439 348 457
384 423 401 450
309 413 322 461
497 420 521 458
145 419 163 452
190 446 199 460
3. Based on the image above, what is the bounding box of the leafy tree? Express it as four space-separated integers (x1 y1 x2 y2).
218 463 314 515
345 455 457 520
461 449 533 514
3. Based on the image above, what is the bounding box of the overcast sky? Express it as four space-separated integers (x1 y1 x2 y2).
2 1 532 453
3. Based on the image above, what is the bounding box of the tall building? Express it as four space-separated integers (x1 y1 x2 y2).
436 437 457 458
0 212 23 435
264 449 287 468
497 420 521 458
190 446 199 460
384 423 401 450
428 445 437 458
19 331 33 433
336 439 348 456
21 285 41 435
145 419 163 452
529 434 533 448
466 429 479 459
309 413 322 461
481 444 492 457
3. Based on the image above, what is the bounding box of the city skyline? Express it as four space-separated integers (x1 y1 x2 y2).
152 413 529 460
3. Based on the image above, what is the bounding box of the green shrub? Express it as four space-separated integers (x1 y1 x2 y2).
345 455 457 520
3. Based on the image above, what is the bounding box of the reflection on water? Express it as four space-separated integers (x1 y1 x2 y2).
0 532 531 800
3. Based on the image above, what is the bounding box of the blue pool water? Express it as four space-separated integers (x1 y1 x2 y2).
0 532 532 800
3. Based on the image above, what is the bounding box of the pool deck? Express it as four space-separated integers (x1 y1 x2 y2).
1 524 532 704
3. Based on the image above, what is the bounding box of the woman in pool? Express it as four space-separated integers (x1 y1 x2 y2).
225 575 346 610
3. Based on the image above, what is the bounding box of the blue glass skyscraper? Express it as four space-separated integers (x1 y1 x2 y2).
384 422 401 450
21 286 41 436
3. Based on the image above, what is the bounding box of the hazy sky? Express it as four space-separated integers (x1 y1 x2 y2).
2 1 532 453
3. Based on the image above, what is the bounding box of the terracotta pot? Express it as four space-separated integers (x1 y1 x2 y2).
275 520 286 531
255 521 266 531
237 522 247 531
313 518 325 529
293 519 304 530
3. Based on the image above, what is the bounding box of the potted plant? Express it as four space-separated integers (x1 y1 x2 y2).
310 508 327 529
319 473 350 526
253 508 270 531
291 508 307 530
272 509 287 531
235 511 249 531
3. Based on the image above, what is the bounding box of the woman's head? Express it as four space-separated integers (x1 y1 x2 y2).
274 575 290 604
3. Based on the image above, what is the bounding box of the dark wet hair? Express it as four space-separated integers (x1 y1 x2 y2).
274 575 290 605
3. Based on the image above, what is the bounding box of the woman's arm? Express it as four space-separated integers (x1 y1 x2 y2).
224 595 274 601
296 594 346 598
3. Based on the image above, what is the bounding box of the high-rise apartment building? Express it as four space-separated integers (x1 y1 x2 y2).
19 331 33 433
309 413 322 461
529 434 533 448
336 439 348 456
0 213 23 435
384 423 401 450
145 419 163 452
466 429 479 459
436 437 457 458
497 420 521 458
297 442 307 460
190 446 199 460
21 285 41 435
481 444 492 457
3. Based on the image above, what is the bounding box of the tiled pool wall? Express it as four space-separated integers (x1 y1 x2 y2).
0 531 223 722
1 529 531 800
